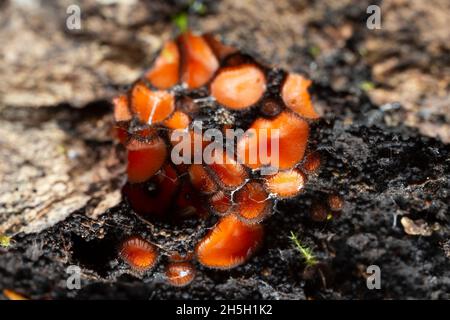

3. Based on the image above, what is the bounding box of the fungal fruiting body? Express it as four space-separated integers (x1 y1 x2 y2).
211 64 266 109
265 169 306 199
126 137 167 183
233 182 272 223
165 261 196 287
236 111 310 170
281 74 319 119
145 41 180 89
327 194 344 211
195 215 263 269
119 237 158 272
302 151 321 173
113 31 321 284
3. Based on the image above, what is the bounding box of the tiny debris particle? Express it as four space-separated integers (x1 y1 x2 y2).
67 149 79 159
400 217 435 236
442 240 450 258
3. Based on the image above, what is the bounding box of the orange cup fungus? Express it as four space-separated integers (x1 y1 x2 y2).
281 73 319 119
195 215 264 269
327 194 344 211
310 203 329 222
126 137 167 183
145 41 180 90
165 261 196 287
208 190 233 216
119 236 158 272
265 169 306 199
211 64 266 110
188 164 217 194
179 32 219 89
207 153 248 190
130 82 175 124
113 95 132 122
233 182 272 223
163 111 191 130
113 31 321 283
122 164 179 219
236 111 310 170
302 151 321 173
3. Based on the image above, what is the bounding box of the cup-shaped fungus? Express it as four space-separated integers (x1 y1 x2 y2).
175 181 209 219
119 237 158 272
282 73 319 119
188 164 217 194
195 215 263 269
204 34 237 60
163 111 191 130
310 203 329 222
265 169 306 199
209 191 233 216
113 95 132 122
302 151 321 173
237 111 310 170
327 194 344 211
145 40 180 89
260 97 283 117
122 164 179 218
165 262 196 287
113 30 322 282
126 137 167 183
233 182 272 223
130 82 175 124
207 152 248 190
211 64 266 110
179 32 219 89
168 251 195 262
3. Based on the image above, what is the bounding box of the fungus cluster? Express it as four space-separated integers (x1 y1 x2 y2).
113 31 321 286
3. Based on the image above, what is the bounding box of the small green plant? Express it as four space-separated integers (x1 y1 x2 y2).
0 234 11 248
289 231 317 267
359 81 375 92
308 45 321 58
172 1 207 33
173 13 189 33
